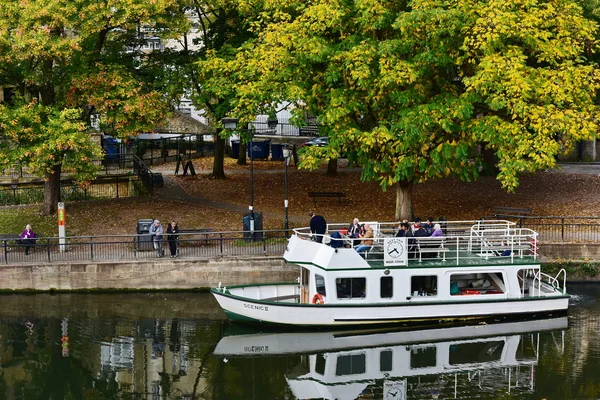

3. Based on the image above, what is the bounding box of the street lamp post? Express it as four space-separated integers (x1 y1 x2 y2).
222 117 256 235
282 144 292 232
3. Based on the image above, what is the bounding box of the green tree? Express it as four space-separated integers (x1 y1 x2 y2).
208 0 599 219
144 0 259 179
0 0 178 214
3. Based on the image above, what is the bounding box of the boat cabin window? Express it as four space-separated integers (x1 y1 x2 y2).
449 341 504 364
315 353 326 375
336 278 366 299
315 274 326 296
380 349 393 372
410 275 437 297
410 346 437 369
380 276 393 298
336 353 366 376
450 272 505 296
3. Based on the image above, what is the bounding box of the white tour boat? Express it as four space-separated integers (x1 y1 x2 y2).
214 317 568 400
211 220 568 327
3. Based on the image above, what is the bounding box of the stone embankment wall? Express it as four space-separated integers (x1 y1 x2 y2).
0 257 296 292
541 243 600 262
0 244 598 292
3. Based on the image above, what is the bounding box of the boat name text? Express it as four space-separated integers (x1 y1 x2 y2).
244 345 269 353
243 303 269 311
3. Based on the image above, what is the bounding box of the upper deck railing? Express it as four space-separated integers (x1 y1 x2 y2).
292 220 539 265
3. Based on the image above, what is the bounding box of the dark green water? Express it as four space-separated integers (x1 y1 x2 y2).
0 284 598 400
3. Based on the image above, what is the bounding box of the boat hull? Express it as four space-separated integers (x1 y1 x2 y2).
213 316 568 356
211 288 569 327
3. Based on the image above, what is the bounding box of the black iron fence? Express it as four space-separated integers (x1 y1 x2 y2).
488 215 600 243
0 176 151 206
250 121 323 137
0 154 156 206
125 134 213 166
0 230 290 265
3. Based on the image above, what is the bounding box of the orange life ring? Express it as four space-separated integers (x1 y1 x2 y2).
312 293 325 304
460 290 481 295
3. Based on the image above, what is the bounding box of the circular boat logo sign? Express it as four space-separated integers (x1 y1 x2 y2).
386 239 404 259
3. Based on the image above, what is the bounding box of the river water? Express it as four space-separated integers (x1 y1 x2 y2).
0 283 597 400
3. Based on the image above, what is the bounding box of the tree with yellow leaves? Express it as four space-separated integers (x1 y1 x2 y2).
0 0 178 214
206 0 599 219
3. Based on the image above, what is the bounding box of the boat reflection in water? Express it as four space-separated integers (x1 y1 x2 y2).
215 317 568 400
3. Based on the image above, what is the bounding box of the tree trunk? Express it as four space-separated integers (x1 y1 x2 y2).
326 158 338 176
212 131 226 179
237 142 247 165
42 164 62 215
395 180 413 221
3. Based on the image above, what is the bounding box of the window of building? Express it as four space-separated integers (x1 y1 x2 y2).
411 275 437 297
336 277 366 299
380 276 393 298
316 274 326 296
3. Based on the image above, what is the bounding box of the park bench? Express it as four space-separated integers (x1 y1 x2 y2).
177 228 216 246
479 236 532 259
492 206 533 216
417 237 449 262
0 233 39 252
308 191 345 207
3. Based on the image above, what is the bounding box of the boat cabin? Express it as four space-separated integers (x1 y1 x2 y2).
285 220 563 305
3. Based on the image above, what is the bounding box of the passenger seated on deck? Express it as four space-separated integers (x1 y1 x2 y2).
398 223 416 258
347 218 361 238
329 231 344 249
412 217 422 233
395 222 410 238
431 224 443 237
414 223 434 258
424 217 435 236
355 224 374 255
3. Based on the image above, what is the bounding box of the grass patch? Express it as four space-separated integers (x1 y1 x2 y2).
0 206 59 237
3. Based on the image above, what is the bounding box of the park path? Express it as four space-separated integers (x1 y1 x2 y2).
154 175 308 224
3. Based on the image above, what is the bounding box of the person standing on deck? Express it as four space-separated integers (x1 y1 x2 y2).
309 211 327 243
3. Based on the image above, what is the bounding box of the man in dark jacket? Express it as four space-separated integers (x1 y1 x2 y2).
309 211 327 243
401 222 416 258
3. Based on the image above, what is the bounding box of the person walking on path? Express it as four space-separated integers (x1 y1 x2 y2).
150 220 164 257
309 211 327 243
167 220 179 258
19 224 36 255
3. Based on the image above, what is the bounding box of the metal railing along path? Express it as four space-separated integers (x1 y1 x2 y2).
0 230 290 265
486 215 600 243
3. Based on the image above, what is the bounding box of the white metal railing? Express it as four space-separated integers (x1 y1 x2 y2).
532 269 567 296
292 220 540 265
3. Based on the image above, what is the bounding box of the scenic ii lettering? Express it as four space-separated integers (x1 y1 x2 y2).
244 346 269 353
243 303 269 311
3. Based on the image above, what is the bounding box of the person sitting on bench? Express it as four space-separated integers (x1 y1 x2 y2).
19 224 36 255
355 224 374 256
431 223 443 237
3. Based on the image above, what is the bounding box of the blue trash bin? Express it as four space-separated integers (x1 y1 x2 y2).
271 143 284 161
104 136 120 161
231 140 240 159
248 140 271 160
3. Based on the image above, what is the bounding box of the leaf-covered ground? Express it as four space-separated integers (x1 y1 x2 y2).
174 159 600 228
1 158 598 237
